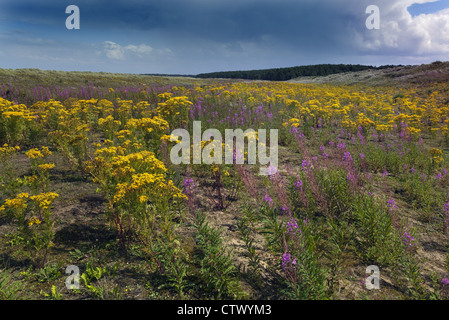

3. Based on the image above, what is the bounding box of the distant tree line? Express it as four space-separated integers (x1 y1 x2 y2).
195 64 400 81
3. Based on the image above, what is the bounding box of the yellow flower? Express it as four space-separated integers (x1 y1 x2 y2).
41 146 52 157
30 192 59 210
3 193 29 210
38 163 56 171
25 146 52 159
27 175 38 184
429 148 443 157
25 148 44 159
429 148 444 164
28 216 42 226
160 134 181 143
408 127 421 135
0 144 20 153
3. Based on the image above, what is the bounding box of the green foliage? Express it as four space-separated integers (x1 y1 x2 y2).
280 218 329 300
41 285 63 300
0 269 24 300
193 211 243 299
351 194 400 266
258 203 284 253
36 262 62 282
152 239 189 299
80 262 118 299
403 172 444 222
237 203 262 280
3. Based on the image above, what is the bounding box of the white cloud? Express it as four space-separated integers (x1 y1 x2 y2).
103 41 153 60
353 0 449 57
104 41 125 60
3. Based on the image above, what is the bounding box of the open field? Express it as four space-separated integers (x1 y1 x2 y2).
1 64 449 300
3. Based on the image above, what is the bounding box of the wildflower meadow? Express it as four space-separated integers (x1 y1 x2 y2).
1 68 449 301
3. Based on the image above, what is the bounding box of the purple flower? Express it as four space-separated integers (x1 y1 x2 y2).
402 231 417 249
286 219 300 235
441 278 449 286
381 171 389 177
267 165 278 177
184 178 195 191
410 167 416 174
346 173 356 183
264 193 273 204
302 159 312 171
387 198 398 210
337 142 346 150
294 180 303 189
282 252 291 270
444 203 449 213
282 252 296 270
343 151 353 162
359 153 365 160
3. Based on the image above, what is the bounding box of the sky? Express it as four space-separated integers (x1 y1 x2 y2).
0 0 448 75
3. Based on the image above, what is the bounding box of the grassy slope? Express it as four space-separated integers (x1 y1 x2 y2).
289 61 449 87
0 68 215 89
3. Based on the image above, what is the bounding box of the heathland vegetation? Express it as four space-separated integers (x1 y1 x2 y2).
1 63 449 300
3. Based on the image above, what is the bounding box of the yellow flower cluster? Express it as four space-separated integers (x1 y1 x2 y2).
429 148 444 164
0 144 20 157
28 216 42 226
1 193 29 212
25 146 52 159
156 96 193 118
38 163 56 171
113 172 186 204
126 116 169 133
29 192 59 211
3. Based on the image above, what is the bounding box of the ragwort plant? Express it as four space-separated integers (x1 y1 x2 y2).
0 191 59 268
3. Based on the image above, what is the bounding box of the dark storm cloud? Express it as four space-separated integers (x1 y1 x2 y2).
2 0 365 52
3 0 447 74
